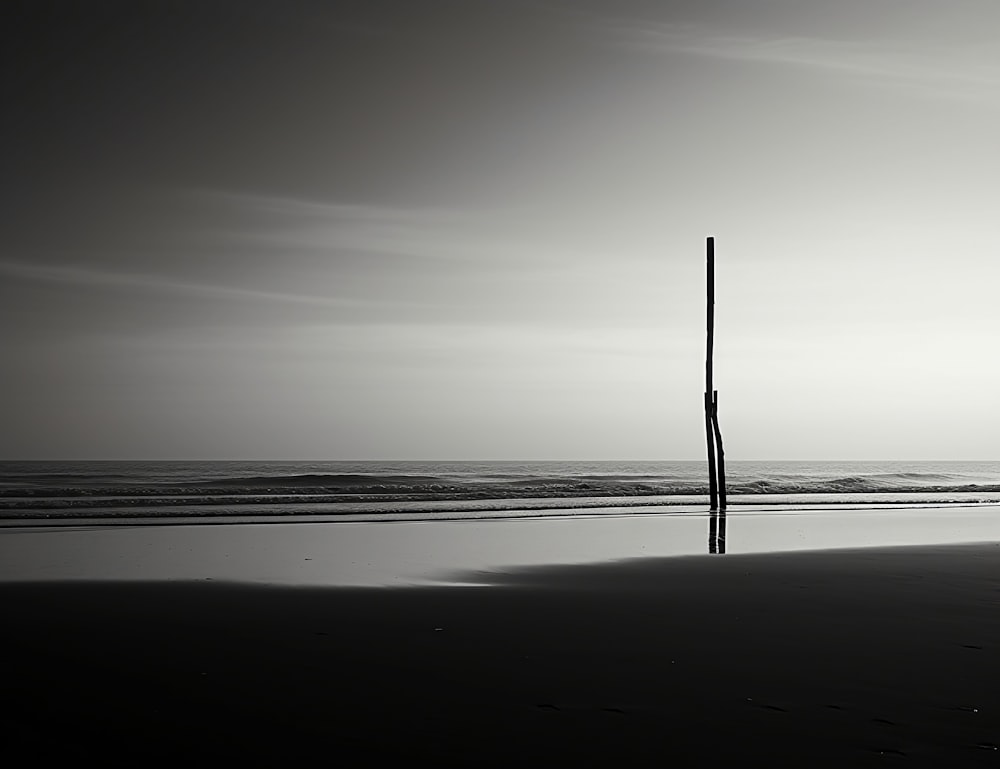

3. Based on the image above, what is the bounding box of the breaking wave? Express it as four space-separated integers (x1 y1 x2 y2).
2 462 1000 520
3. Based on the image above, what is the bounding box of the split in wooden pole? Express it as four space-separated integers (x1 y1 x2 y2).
712 389 727 511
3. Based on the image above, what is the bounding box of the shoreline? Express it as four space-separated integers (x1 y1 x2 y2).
2 495 1000 528
5 505 1000 588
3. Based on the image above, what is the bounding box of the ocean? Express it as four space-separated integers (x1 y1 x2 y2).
2 460 999 523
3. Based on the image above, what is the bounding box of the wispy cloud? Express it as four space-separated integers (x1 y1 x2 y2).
211 192 464 226
198 190 583 272
612 21 1000 103
0 258 373 308
201 191 477 256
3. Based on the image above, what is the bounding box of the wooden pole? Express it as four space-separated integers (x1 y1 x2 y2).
705 237 718 510
712 390 727 510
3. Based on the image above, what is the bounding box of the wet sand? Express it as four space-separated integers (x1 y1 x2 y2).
3 519 1000 766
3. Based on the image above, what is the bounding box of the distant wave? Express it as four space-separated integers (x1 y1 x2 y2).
196 473 452 489
0 472 139 486
2 471 999 507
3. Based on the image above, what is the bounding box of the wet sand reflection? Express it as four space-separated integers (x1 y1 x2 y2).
709 509 726 554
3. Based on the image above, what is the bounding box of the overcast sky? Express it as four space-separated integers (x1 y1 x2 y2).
2 0 999 460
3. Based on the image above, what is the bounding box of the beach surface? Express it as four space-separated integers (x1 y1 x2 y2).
4 508 1000 766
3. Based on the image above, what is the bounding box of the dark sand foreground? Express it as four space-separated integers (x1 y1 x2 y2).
5 542 1000 766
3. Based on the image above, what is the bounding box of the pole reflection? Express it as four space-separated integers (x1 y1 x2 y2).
708 509 727 554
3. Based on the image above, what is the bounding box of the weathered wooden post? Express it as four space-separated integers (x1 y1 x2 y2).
705 237 727 511
705 237 719 510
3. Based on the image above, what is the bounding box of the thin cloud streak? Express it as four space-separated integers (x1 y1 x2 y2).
204 190 470 228
199 190 638 286
203 190 540 266
0 259 376 308
613 22 1000 103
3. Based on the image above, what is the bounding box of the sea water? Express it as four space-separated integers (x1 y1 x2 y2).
1 460 999 522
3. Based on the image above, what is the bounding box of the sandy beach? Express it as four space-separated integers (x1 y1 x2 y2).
4 510 1000 766
8 0 1000 763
